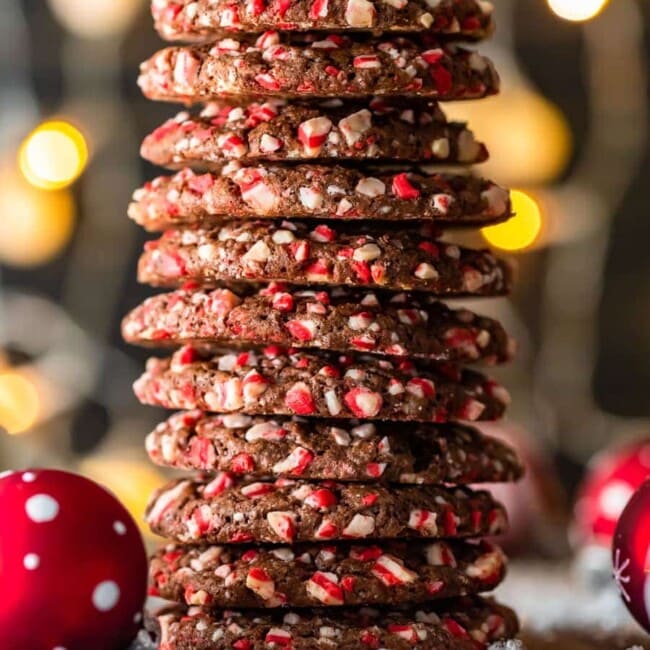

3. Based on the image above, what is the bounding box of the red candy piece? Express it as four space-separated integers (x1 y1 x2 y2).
231 452 255 474
285 382 316 415
613 479 650 632
305 488 338 511
0 469 147 650
392 173 421 200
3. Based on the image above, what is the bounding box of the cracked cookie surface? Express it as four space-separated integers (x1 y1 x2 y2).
138 221 513 297
134 346 511 423
145 475 508 544
129 166 511 231
148 596 518 650
145 410 524 484
123 285 515 364
149 539 506 609
138 33 499 103
152 0 495 40
141 98 487 169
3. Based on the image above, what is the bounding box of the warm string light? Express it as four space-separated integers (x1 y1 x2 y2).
48 0 144 38
0 168 75 267
80 457 167 538
19 120 88 191
446 88 572 187
0 372 40 435
547 0 610 22
482 190 543 252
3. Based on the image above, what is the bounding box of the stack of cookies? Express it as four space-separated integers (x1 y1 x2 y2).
125 1 524 647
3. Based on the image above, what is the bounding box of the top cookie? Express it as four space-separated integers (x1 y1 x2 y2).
138 33 499 102
152 0 495 40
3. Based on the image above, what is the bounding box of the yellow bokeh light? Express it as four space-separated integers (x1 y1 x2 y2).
48 0 144 39
482 190 543 252
0 372 40 435
80 456 166 537
445 88 572 187
547 0 609 22
19 121 88 190
0 168 75 267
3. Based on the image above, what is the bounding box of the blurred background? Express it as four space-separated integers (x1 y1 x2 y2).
0 0 648 559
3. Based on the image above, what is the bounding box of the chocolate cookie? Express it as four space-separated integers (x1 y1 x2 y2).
138 33 499 102
145 411 524 484
145 476 507 544
149 597 518 650
141 98 488 169
152 0 495 40
138 222 513 297
149 539 506 608
122 285 515 364
134 346 511 422
129 166 511 231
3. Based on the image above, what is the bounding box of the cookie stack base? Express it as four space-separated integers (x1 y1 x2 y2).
148 597 519 650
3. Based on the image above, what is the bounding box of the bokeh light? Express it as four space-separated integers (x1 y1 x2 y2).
0 167 75 267
0 372 40 435
19 120 88 190
547 0 609 22
446 88 572 187
48 0 145 39
482 190 543 252
80 456 166 537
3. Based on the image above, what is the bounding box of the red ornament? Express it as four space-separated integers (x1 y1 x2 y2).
613 479 650 632
0 469 147 649
574 439 650 547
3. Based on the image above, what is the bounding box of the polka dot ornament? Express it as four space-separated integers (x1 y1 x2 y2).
0 469 147 649
573 438 650 547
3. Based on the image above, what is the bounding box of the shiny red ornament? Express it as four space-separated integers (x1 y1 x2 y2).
613 479 650 632
0 469 147 650
574 439 650 547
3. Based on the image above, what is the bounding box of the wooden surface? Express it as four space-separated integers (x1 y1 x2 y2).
521 629 648 649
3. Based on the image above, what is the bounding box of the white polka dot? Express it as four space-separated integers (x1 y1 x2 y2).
23 553 40 570
134 612 143 623
22 472 37 483
0 471 14 480
52 646 67 650
25 494 59 523
113 521 127 535
92 581 120 612
599 480 634 520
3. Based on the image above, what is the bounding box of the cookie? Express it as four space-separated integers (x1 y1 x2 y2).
122 285 515 364
145 411 524 484
129 166 511 231
134 346 510 422
141 98 488 170
149 539 506 609
138 222 513 297
152 0 495 41
145 475 507 544
138 33 499 102
148 597 519 650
